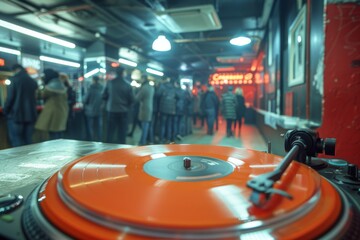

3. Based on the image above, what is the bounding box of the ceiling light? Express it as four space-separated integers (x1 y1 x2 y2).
119 58 138 67
152 35 171 52
39 56 80 68
84 68 107 78
230 36 251 46
146 68 164 76
0 46 21 55
0 19 76 49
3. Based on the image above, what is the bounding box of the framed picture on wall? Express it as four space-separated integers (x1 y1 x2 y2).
288 5 306 87
267 19 273 67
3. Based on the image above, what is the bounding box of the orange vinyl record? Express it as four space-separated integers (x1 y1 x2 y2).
38 144 343 239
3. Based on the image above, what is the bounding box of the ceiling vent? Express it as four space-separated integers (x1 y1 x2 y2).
156 4 222 33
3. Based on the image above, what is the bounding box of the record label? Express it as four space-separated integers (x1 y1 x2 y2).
143 155 234 181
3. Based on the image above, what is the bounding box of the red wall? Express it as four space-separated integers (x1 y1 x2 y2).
320 3 360 166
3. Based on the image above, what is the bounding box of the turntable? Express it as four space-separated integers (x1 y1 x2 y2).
1 129 359 239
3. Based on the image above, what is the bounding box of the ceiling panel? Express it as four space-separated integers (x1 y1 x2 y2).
0 0 272 75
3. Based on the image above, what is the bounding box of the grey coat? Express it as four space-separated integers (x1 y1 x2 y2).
135 82 154 122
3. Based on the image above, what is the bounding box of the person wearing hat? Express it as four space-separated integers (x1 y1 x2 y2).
3 64 38 146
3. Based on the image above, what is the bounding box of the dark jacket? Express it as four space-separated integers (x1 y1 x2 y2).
175 87 187 115
201 90 219 111
135 81 154 122
221 92 237 120
3 69 38 123
235 95 246 119
83 82 104 117
158 81 177 115
185 90 194 115
102 77 134 113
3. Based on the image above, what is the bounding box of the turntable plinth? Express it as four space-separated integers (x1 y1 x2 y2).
36 145 343 239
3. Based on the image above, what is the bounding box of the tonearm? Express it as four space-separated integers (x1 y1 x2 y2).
246 128 336 207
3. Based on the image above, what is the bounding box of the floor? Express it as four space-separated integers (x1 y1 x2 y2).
126 118 268 152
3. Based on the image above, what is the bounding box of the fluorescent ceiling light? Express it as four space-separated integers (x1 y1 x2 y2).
39 55 80 68
84 69 99 78
146 68 164 76
0 46 21 55
84 68 106 78
152 35 171 52
119 58 137 67
0 19 76 49
230 36 251 46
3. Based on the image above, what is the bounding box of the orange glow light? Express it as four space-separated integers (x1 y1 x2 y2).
264 73 270 84
209 72 255 85
216 67 235 72
78 76 84 81
111 62 119 68
0 58 4 66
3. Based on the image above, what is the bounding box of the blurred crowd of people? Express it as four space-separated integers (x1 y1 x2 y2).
3 64 76 146
3 64 247 148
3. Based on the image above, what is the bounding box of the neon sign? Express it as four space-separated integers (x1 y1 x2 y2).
209 72 254 85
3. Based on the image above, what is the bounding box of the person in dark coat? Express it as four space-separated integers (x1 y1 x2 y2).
173 80 187 141
127 87 141 137
102 67 134 144
83 75 104 141
135 74 154 145
148 80 161 143
158 77 177 143
221 86 237 137
234 87 246 134
184 83 194 135
3 64 38 147
201 85 219 135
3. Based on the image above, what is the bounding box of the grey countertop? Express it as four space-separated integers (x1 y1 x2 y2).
0 139 133 195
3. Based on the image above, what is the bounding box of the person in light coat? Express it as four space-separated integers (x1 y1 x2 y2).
135 74 154 145
35 69 68 139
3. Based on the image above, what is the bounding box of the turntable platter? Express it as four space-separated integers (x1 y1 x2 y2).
36 145 342 239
